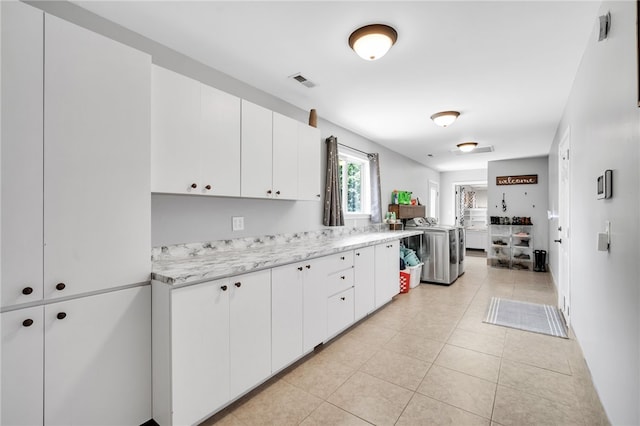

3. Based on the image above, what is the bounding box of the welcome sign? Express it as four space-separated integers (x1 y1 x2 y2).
496 175 538 185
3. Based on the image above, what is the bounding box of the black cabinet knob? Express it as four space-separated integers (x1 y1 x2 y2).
305 265 311 269
221 285 228 291
56 312 66 320
356 252 360 256
297 266 303 271
22 287 33 295
205 184 212 190
267 190 272 194
340 297 346 301
316 194 321 198
55 283 66 291
234 282 242 288
340 256 345 260
340 276 345 280
191 183 197 189
23 319 34 327
276 190 281 195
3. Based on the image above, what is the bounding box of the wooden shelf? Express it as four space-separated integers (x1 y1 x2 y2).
388 204 426 219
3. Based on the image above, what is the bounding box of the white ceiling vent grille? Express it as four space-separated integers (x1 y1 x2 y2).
289 73 316 88
451 145 494 155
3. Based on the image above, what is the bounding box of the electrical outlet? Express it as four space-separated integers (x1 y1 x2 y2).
232 216 244 231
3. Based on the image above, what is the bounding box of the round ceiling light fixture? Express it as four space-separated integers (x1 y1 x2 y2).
430 111 460 127
457 142 478 153
349 24 398 61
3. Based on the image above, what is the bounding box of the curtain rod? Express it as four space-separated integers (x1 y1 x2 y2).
337 142 371 157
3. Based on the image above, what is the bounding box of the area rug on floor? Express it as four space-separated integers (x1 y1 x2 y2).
483 297 568 338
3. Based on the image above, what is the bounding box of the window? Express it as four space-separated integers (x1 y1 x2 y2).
338 150 370 216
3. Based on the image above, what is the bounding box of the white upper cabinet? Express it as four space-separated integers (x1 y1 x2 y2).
43 14 151 299
1 1 44 307
272 112 299 200
200 84 241 196
298 124 322 201
241 99 274 198
151 65 241 196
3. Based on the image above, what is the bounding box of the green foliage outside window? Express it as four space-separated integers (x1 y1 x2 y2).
339 158 363 213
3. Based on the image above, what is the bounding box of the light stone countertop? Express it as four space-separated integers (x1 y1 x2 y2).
152 228 423 287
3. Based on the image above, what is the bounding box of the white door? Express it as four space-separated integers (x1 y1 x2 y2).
44 287 151 426
271 264 304 372
241 100 273 198
354 246 375 320
1 1 44 307
172 279 230 426
200 84 241 196
298 123 321 201
429 180 440 220
272 112 299 199
229 270 271 398
43 14 151 299
557 129 571 323
1 306 44 426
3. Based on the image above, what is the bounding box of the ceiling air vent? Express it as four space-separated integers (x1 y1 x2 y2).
451 145 494 155
290 73 316 88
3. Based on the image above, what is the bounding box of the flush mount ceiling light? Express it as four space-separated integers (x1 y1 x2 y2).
457 142 478 152
430 111 460 127
349 24 398 61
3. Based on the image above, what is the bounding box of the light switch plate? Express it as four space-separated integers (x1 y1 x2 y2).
232 216 244 231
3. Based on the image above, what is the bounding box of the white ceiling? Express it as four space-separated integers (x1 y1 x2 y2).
73 0 601 172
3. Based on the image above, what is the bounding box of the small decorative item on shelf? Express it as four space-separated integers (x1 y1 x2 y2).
308 109 317 128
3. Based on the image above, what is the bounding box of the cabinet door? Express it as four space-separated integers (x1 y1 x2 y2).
354 246 375 320
272 112 299 200
298 124 322 201
303 259 328 353
44 286 151 426
327 288 355 338
1 306 44 426
200 84 241 196
43 15 151 299
151 65 201 194
172 279 230 425
375 241 400 308
1 1 44 307
229 270 271 398
271 264 303 373
241 100 273 198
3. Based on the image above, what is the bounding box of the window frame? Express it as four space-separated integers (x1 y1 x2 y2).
338 148 371 218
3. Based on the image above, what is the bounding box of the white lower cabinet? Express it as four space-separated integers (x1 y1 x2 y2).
1 307 44 426
354 246 376 320
375 241 400 308
271 264 304 373
153 269 271 426
327 287 355 338
1 287 151 426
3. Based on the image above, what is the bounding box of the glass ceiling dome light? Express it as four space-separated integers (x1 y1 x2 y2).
430 111 460 127
349 24 398 61
457 142 478 152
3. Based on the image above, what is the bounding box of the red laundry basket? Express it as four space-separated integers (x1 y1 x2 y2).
399 271 410 293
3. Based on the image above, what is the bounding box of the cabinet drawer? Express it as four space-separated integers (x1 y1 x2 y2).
327 288 354 338
324 251 354 274
327 269 354 297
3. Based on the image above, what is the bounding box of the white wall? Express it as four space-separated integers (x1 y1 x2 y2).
487 157 549 253
29 1 439 246
439 169 488 225
548 1 640 424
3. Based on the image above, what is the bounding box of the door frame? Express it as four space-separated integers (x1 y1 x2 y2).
428 180 440 220
557 127 571 324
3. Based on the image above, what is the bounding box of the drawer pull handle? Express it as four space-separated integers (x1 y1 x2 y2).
191 183 197 189
56 312 66 320
205 184 212 190
22 287 33 295
340 256 345 260
340 297 346 301
267 190 272 195
306 265 311 269
221 285 228 291
276 190 281 195
22 319 34 327
297 266 303 271
55 283 66 291
340 276 345 280
356 253 360 256
235 282 242 288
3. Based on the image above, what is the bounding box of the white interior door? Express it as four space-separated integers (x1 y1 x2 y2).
558 129 571 324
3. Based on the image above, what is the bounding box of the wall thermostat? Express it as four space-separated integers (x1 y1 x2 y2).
597 169 612 199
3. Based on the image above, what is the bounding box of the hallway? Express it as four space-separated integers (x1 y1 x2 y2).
205 256 609 425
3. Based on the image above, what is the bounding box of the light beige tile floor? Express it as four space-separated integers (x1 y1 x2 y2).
202 256 610 425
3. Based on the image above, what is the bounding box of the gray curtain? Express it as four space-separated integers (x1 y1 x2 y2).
368 153 383 223
323 136 344 226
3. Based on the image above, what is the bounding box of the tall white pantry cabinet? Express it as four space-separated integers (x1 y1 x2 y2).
1 2 152 425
